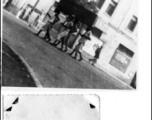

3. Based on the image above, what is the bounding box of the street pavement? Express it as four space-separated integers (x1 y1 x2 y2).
2 10 132 89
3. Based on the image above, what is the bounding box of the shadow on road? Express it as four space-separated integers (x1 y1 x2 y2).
2 42 37 87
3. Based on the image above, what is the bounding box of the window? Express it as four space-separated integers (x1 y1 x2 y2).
91 27 103 38
117 44 134 58
106 0 117 16
127 16 138 32
110 44 134 73
96 0 105 9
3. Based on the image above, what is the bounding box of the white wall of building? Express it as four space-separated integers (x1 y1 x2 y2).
93 0 138 84
110 0 134 29
36 0 56 13
96 27 137 84
12 0 57 15
12 0 36 8
12 0 28 8
119 0 138 43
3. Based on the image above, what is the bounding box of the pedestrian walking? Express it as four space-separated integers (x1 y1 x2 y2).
57 15 70 34
69 29 92 61
34 9 60 39
43 9 61 42
35 10 46 30
69 42 84 61
29 14 40 28
89 46 103 65
19 6 28 20
53 17 73 50
63 18 78 52
53 29 69 49
34 19 52 37
79 28 92 44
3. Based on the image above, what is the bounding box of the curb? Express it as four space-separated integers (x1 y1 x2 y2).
3 43 43 88
19 56 43 88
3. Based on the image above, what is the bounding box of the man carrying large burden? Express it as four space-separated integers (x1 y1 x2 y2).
35 9 60 41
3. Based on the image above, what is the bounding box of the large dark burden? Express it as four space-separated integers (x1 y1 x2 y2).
57 0 97 26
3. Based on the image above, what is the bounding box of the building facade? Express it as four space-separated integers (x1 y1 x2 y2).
82 0 138 85
4 0 59 23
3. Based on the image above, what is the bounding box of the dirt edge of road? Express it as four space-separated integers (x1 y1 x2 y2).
18 53 43 88
3 42 43 87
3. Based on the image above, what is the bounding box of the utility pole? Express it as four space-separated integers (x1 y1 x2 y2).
24 0 40 22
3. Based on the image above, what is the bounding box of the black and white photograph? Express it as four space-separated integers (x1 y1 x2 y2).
2 95 100 120
2 0 138 90
1 0 151 120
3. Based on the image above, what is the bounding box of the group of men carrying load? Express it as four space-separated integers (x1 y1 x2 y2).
34 7 102 65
